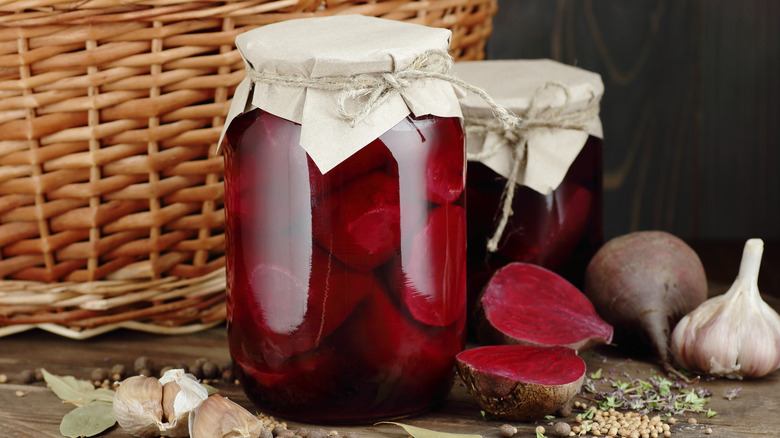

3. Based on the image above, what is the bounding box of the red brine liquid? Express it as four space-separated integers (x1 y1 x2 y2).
466 136 603 320
223 109 466 423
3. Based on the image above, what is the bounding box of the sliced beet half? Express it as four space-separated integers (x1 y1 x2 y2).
312 170 401 272
396 204 467 327
456 345 585 421
478 262 613 352
239 245 378 360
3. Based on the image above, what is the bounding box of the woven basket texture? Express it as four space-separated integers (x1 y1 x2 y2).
0 0 497 338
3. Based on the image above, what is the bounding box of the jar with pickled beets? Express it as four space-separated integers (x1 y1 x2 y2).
219 16 467 423
453 60 604 317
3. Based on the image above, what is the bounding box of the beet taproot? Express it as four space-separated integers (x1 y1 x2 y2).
312 171 401 272
456 345 585 421
395 204 467 327
477 262 613 352
584 231 707 371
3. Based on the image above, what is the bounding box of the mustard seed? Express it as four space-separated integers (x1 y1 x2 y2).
499 424 517 437
687 418 697 424
553 422 571 437
704 428 712 435
0 374 7 383
667 418 676 425
535 426 545 435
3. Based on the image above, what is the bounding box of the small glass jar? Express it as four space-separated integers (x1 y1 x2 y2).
220 16 467 423
453 60 604 317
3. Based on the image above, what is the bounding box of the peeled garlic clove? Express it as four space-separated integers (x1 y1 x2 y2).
671 238 780 379
189 394 266 438
159 368 209 437
113 375 165 438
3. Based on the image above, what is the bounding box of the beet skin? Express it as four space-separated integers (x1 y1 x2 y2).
584 231 707 366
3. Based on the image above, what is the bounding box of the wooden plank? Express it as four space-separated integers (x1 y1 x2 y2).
1 324 779 437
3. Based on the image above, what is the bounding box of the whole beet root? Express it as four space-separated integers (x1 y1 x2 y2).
584 231 707 372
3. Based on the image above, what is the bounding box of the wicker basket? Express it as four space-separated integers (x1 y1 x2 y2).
0 0 497 339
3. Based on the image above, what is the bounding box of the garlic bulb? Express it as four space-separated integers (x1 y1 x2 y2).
670 238 780 379
113 376 166 438
159 368 210 436
114 369 208 437
189 394 267 438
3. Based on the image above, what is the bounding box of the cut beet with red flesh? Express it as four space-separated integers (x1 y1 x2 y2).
234 245 377 360
456 345 585 421
312 171 401 272
478 262 613 352
397 204 467 326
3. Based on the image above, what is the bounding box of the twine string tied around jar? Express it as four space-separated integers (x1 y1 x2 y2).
245 51 604 254
465 81 599 253
244 49 523 130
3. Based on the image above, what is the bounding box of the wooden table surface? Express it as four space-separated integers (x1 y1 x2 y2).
1 241 779 438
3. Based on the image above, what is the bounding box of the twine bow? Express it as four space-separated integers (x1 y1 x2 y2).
466 82 599 252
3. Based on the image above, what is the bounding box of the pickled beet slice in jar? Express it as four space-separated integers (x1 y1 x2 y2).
381 115 465 205
308 140 395 199
336 286 464 400
392 204 467 327
312 170 401 272
232 244 378 361
233 343 351 417
497 181 593 269
422 117 465 204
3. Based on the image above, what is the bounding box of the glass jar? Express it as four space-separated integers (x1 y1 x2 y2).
223 108 466 423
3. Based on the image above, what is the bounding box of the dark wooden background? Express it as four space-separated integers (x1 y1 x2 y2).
483 0 779 242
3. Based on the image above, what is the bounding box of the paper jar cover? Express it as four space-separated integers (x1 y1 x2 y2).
219 15 463 174
454 59 604 194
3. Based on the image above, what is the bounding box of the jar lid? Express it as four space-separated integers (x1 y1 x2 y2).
220 15 463 173
454 59 603 195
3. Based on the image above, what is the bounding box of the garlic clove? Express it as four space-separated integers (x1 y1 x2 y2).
159 368 210 437
671 238 780 379
113 375 165 438
189 394 266 438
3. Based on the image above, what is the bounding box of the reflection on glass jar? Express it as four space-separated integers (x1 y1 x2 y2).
224 109 466 423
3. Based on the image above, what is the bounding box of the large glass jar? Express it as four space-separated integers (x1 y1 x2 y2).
223 108 466 423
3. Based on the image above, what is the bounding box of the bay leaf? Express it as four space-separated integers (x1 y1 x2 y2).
60 404 116 438
41 369 115 406
201 382 219 396
378 422 483 438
